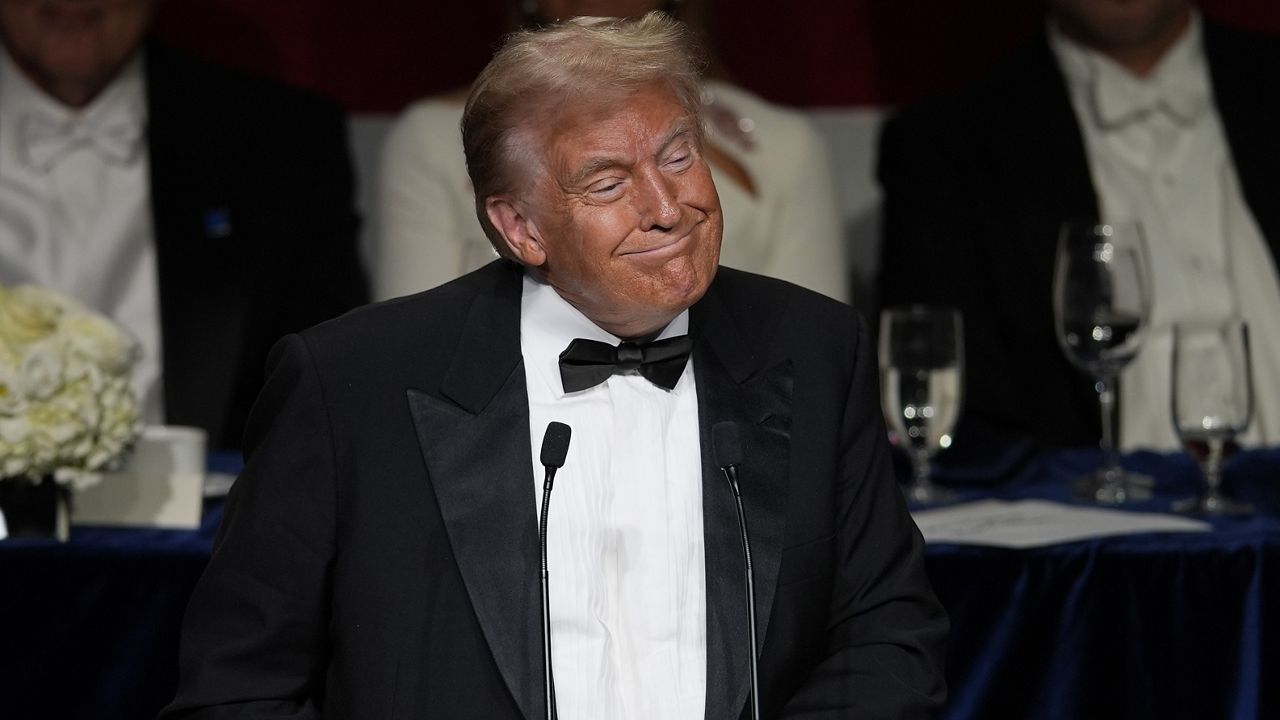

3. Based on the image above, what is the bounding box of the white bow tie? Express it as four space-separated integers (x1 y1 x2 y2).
17 109 143 172
1091 67 1211 128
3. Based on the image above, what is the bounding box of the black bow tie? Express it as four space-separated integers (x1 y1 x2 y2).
558 335 693 393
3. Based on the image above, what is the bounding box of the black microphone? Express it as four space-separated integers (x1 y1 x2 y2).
712 421 760 720
539 421 571 720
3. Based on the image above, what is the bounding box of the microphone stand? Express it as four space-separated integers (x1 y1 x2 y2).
721 461 760 720
539 466 558 720
713 421 760 720
538 421 570 720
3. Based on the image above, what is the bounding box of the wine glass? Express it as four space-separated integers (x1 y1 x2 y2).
1170 319 1253 515
1053 220 1153 503
879 305 963 506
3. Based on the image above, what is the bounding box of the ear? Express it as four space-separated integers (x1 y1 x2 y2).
485 195 547 268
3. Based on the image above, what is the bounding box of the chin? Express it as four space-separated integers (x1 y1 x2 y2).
654 258 716 310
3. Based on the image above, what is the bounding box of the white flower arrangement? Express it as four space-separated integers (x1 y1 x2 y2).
0 283 142 488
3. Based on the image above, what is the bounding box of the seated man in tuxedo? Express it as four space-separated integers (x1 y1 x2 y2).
165 12 946 720
878 0 1280 452
0 0 368 451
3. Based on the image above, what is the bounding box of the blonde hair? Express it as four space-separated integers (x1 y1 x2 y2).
462 11 705 256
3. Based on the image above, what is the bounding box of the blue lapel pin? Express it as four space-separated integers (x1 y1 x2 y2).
203 207 232 239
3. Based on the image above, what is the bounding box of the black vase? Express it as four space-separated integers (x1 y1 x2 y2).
0 477 70 541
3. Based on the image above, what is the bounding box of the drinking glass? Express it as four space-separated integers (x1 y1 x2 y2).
879 305 963 505
1053 220 1153 503
1171 319 1253 515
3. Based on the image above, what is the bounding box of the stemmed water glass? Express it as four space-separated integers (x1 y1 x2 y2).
879 305 963 506
1170 319 1254 515
1053 220 1153 503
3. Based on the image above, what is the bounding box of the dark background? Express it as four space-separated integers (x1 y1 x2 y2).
150 0 1280 114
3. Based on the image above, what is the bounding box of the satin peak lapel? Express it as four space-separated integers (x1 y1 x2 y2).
407 268 544 720
693 288 793 720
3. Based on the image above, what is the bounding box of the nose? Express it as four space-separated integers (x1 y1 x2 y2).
636 165 682 232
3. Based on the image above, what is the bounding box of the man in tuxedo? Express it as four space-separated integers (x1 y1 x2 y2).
166 12 946 720
878 0 1280 452
0 0 368 450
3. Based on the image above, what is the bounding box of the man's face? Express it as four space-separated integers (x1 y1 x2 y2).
521 83 722 338
1051 0 1189 50
0 0 156 106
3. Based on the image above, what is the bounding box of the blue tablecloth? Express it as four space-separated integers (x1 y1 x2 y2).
0 502 223 719
0 455 236 720
926 448 1280 720
1 450 1276 719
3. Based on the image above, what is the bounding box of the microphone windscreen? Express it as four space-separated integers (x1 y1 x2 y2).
712 421 742 468
540 421 572 469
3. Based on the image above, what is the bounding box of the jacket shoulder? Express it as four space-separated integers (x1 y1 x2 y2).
297 261 517 362
710 266 861 353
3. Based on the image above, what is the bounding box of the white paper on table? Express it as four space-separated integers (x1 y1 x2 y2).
72 425 206 530
911 499 1211 548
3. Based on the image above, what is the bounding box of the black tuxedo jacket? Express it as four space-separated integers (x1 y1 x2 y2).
145 44 369 451
876 21 1280 449
165 261 946 719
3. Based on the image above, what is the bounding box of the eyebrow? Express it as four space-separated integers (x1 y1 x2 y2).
567 120 694 188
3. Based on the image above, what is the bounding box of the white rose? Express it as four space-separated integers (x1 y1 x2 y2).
52 374 101 428
18 339 65 400
0 422 36 481
0 336 19 369
0 284 64 345
90 376 141 469
0 284 142 482
58 311 137 374
0 415 30 444
63 359 103 392
0 363 26 415
29 407 82 447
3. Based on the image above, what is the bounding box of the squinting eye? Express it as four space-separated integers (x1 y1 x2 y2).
589 181 623 197
666 153 691 168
